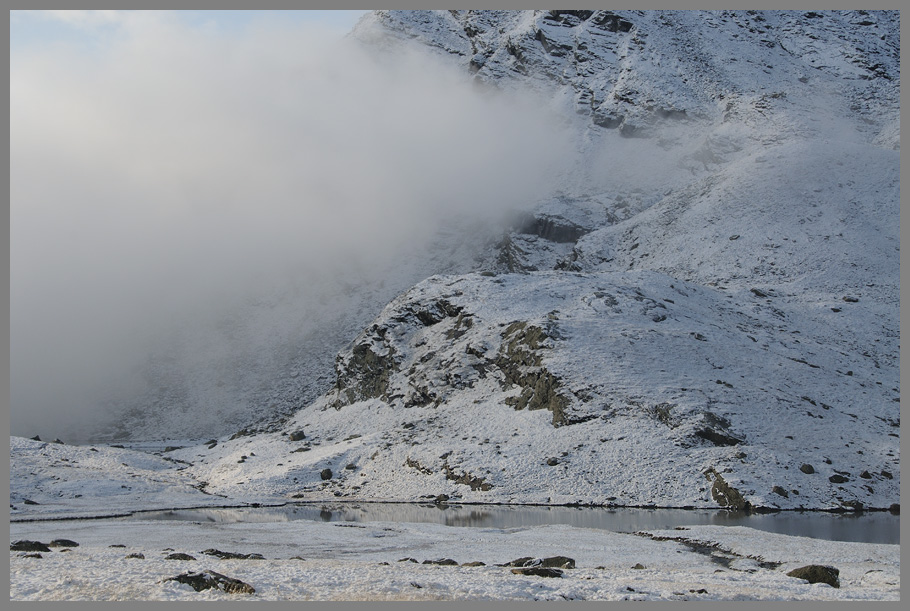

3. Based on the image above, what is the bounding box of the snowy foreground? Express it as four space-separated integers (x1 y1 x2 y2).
9 437 900 601
10 517 899 601
9 435 900 601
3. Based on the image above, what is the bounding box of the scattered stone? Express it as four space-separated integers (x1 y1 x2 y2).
881 470 893 479
126 553 145 559
632 563 646 569
165 553 197 561
291 556 306 561
164 570 255 594
288 430 306 441
772 486 789 498
888 504 899 514
546 457 560 466
511 567 564 578
398 557 419 563
500 556 575 569
109 544 127 548
201 549 265 560
435 494 450 504
410 582 422 589
10 540 51 552
829 474 849 484
690 588 708 594
163 446 179 453
750 288 769 298
842 296 859 302
49 539 79 548
799 464 815 474
30 435 41 441
860 470 872 479
539 556 576 569
423 558 459 565
787 565 840 588
320 468 333 481
23 499 39 505
52 438 64 444
461 561 486 567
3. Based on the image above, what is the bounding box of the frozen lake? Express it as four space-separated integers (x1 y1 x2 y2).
127 502 899 544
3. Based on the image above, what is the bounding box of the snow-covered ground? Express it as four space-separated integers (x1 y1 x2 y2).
9 435 899 600
10 517 899 601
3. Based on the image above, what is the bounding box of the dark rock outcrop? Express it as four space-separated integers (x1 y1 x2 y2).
10 540 51 552
786 565 840 588
201 549 265 560
164 570 255 594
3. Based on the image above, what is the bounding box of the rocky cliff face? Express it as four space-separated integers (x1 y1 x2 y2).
182 11 900 511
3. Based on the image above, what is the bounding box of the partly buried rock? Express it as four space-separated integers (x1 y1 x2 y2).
164 570 255 594
423 558 459 566
49 539 79 548
320 468 333 481
538 556 576 569
786 565 840 588
201 548 265 560
165 553 197 561
10 540 51 552
500 556 575 569
511 567 564 578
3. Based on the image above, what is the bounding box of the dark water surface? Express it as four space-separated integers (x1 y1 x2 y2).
129 503 899 545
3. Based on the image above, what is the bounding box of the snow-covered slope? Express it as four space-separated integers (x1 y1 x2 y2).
216 10 895 511
11 10 899 512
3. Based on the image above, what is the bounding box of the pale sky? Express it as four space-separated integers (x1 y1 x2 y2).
10 10 371 55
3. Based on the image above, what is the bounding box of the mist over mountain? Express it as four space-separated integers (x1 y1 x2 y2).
10 10 899 512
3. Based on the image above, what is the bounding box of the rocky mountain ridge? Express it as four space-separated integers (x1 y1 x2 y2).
24 10 897 512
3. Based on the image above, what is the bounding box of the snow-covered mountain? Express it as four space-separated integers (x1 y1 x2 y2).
13 10 899 512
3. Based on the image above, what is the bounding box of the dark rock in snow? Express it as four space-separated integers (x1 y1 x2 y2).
288 430 306 441
799 464 815 474
165 553 197 561
539 556 576 569
786 564 840 588
49 539 79 548
511 566 564 578
320 468 333 481
706 469 748 510
164 570 255 594
11 540 51 552
423 558 459 565
201 548 265 560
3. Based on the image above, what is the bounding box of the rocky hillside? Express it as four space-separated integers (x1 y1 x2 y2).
158 10 901 512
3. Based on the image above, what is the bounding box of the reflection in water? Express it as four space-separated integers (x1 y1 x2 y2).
130 504 899 544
